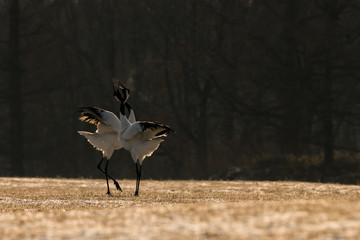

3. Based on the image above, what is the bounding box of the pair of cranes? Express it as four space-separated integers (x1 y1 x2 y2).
78 81 174 196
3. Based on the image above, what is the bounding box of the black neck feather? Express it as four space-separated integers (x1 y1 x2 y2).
120 102 126 116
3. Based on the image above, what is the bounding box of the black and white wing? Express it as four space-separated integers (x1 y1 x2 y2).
78 107 121 134
122 121 174 140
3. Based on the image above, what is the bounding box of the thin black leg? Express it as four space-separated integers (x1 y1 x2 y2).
97 158 123 194
134 160 142 196
104 160 110 195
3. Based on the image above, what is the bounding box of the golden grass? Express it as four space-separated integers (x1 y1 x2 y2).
1 177 360 239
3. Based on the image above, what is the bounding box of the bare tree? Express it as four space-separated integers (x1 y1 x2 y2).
8 0 24 176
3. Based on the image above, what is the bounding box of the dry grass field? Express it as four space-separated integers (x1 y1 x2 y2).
1 178 360 239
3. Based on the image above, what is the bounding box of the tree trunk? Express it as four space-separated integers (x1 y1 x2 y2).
280 0 301 155
8 0 25 176
321 2 339 166
322 53 334 165
196 86 209 179
105 1 116 78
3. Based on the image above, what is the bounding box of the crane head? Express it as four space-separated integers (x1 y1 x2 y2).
113 80 130 103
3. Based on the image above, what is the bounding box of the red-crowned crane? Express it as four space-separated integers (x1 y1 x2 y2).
113 82 174 196
78 102 135 195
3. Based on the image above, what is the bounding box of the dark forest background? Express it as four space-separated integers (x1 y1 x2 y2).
1 0 360 183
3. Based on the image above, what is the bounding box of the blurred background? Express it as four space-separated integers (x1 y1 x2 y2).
1 0 360 183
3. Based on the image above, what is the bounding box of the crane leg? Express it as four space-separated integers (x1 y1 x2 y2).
104 160 111 195
97 158 123 194
134 160 142 196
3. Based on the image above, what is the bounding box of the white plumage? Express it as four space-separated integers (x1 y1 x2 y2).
78 130 121 159
121 122 143 140
114 83 174 196
78 106 135 195
78 80 174 196
119 121 172 164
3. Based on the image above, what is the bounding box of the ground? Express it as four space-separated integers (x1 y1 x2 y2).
1 178 360 239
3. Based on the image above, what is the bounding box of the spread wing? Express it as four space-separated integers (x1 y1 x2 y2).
122 121 174 140
78 107 121 133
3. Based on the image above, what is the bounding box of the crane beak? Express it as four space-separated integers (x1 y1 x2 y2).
113 85 123 102
113 80 130 102
113 79 129 92
116 81 126 90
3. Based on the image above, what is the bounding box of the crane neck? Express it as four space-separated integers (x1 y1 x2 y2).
119 102 131 130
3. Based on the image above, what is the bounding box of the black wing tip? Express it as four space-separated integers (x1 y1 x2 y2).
162 123 175 133
78 106 99 112
155 128 175 136
78 113 100 125
167 126 175 134
78 107 90 117
77 107 104 125
155 121 175 133
79 106 104 112
170 127 176 133
140 121 175 134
